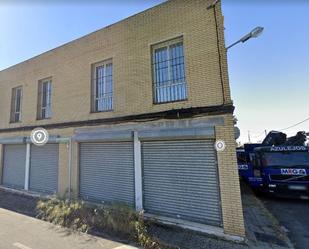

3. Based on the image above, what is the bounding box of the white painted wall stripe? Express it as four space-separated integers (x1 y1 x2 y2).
24 143 31 191
113 245 138 249
13 242 32 249
133 131 143 211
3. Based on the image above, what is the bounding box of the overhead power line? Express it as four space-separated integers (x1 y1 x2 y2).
251 130 267 138
279 116 309 131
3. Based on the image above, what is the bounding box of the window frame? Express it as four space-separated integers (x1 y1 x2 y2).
151 37 188 104
10 86 23 123
91 59 114 113
37 77 52 120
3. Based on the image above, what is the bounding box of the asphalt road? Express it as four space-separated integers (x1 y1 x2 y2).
261 197 309 249
0 208 137 249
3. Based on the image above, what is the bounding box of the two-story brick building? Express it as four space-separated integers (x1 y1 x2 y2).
0 0 245 238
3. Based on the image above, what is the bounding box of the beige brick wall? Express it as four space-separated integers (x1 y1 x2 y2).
0 0 245 237
0 0 230 130
215 114 245 237
70 140 80 199
214 5 232 103
58 143 69 196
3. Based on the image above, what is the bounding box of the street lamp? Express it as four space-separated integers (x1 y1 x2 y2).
227 26 264 50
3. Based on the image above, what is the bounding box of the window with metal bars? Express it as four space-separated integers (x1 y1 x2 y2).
152 37 187 104
91 60 113 112
37 78 52 120
10 86 22 123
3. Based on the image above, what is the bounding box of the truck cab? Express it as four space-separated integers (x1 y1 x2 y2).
237 144 263 188
254 146 309 198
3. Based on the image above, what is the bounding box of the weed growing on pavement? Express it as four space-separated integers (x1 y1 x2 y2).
36 198 167 249
36 198 92 232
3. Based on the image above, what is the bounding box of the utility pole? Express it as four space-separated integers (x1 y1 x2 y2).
248 131 251 143
265 130 268 136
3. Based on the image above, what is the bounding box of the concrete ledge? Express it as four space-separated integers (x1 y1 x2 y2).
75 116 224 134
0 135 63 145
144 213 245 243
138 127 215 140
73 130 133 142
0 137 26 144
0 185 54 199
0 105 232 134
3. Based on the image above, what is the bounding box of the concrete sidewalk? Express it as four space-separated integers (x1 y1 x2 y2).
148 183 296 249
0 208 138 249
241 183 294 249
0 186 295 249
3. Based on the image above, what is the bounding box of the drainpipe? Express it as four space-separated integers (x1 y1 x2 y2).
68 137 72 199
207 0 226 106
24 143 31 191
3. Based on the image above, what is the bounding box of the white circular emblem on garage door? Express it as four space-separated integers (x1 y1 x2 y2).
30 127 49 146
215 140 226 152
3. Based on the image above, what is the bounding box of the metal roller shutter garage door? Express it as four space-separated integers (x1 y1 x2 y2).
29 144 59 194
2 144 26 189
142 140 222 227
79 142 135 206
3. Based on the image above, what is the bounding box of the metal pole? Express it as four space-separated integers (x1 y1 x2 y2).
133 131 143 211
226 40 242 50
24 143 31 191
68 138 72 199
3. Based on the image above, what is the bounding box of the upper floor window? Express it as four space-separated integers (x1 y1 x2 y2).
10 86 22 123
37 78 52 119
152 37 187 104
91 60 113 112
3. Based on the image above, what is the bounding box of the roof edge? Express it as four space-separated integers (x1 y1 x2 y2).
0 0 168 73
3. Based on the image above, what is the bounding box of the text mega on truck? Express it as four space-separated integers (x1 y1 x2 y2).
237 131 309 198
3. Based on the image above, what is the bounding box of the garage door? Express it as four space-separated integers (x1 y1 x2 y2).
2 144 26 189
79 142 135 206
142 140 222 227
29 144 59 194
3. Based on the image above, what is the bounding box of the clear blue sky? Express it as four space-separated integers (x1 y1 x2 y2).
0 0 308 143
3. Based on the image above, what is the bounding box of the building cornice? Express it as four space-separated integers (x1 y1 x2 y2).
0 104 234 133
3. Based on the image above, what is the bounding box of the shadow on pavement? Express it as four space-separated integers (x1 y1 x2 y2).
0 189 131 246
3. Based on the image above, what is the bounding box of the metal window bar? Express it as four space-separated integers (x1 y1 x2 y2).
15 88 22 121
92 63 113 112
43 81 52 118
38 79 52 119
153 42 187 103
10 87 22 122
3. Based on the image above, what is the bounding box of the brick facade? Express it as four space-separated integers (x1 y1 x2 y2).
0 0 245 237
0 0 231 129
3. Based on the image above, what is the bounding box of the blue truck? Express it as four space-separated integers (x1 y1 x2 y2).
237 131 309 198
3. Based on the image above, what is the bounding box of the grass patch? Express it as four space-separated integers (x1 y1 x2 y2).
36 198 170 249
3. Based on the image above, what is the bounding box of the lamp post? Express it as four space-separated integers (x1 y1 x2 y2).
227 26 264 50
